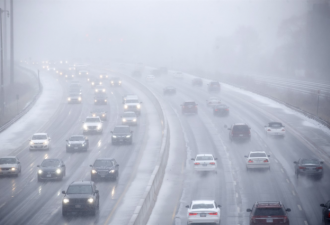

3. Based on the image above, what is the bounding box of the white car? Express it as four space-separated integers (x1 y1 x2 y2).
186 200 221 224
245 151 270 170
123 96 142 115
95 85 106 93
122 111 138 126
0 156 21 176
83 116 103 134
264 122 286 136
29 133 51 150
206 97 221 107
191 154 217 172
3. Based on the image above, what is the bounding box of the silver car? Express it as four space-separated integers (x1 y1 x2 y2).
121 111 138 126
0 156 21 176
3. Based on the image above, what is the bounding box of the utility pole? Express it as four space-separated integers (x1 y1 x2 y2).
10 0 13 84
4 0 7 76
0 8 4 116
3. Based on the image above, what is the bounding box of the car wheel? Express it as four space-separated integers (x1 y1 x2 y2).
91 176 95 182
62 209 67 217
91 208 96 216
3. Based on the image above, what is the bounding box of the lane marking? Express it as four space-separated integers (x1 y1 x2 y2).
274 159 278 163
298 204 302 211
281 168 284 173
235 192 238 198
304 221 308 225
292 190 296 196
286 179 289 183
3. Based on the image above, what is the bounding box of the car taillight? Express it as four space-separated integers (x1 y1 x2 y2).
283 216 287 222
215 109 218 111
267 129 271 131
282 129 285 131
226 108 229 111
248 160 253 163
299 166 305 169
328 212 330 217
210 162 215 165
264 159 269 162
316 166 323 170
251 216 256 223
194 162 200 165
189 213 198 216
209 212 217 215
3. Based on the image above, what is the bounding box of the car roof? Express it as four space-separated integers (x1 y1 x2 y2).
255 201 282 208
192 200 215 204
114 125 130 128
184 100 196 103
70 181 93 186
95 158 115 161
70 135 85 138
33 133 47 135
233 123 248 126
42 158 60 162
123 111 136 114
250 151 266 154
0 156 17 159
196 154 213 157
86 116 99 119
126 96 139 100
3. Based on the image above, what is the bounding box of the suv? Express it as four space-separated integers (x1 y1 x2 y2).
94 92 108 105
62 181 99 216
66 135 89 152
207 81 221 92
90 158 119 181
320 201 330 224
123 96 142 115
83 117 103 134
111 125 133 145
247 201 291 225
228 123 251 142
181 101 198 114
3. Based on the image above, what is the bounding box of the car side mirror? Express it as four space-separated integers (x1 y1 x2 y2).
227 128 231 130
217 205 221 208
246 209 252 212
268 155 271 157
95 190 99 194
244 156 248 158
48 138 51 140
140 102 143 104
116 164 119 167
191 158 195 161
66 140 68 142
61 165 65 167
131 131 133 133
185 205 189 208
37 165 40 167
214 158 218 160
62 191 66 194
293 161 297 164
320 161 324 164
111 131 113 133
90 165 93 167
320 203 326 207
285 208 291 212
17 161 20 164
264 125 267 127
224 125 227 128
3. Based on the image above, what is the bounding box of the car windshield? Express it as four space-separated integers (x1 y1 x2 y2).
254 208 285 216
114 127 130 133
67 185 93 194
215 105 227 109
250 153 267 158
192 203 215 209
69 136 85 141
95 92 106 97
184 102 196 106
269 122 283 128
126 99 139 103
111 77 120 81
91 109 105 113
0 158 16 164
301 159 320 164
232 125 249 132
32 135 47 140
85 118 100 122
41 159 60 167
93 160 114 167
123 112 136 117
196 156 213 161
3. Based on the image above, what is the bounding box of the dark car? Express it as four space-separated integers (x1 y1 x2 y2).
132 70 142 78
91 109 107 121
66 135 89 152
191 78 203 86
90 158 119 181
181 101 198 114
320 201 330 224
62 181 99 216
213 104 229 116
294 158 323 178
207 81 221 92
163 86 176 95
247 201 291 225
110 77 122 87
37 159 66 181
111 125 133 145
94 92 108 105
228 123 251 141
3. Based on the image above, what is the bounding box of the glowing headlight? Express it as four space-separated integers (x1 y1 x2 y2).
78 97 81 101
111 81 114 84
137 104 141 109
92 169 97 174
43 140 49 145
87 72 89 75
67 144 71 147
38 169 43 174
63 199 69 204
95 100 97 102
133 118 137 122
11 168 16 171
112 135 117 138
97 124 102 130
93 114 96 117
88 198 94 203
83 124 88 130
119 81 122 83
87 78 90 82
122 118 127 122
30 141 34 145
124 105 128 109
100 82 102 85
100 75 103 78
79 73 81 75
56 71 58 73
102 89 105 92
109 170 115 173
102 114 105 117
56 169 61 174
91 82 94 85
126 135 131 138
68 97 71 101
95 90 99 92
105 99 107 102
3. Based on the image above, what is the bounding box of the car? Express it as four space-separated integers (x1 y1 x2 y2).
62 181 99 216
247 201 291 225
191 154 217 172
110 77 122 86
78 70 89 77
132 70 142 78
70 81 81 87
64 70 75 79
111 125 133 145
191 78 203 86
186 200 221 224
181 101 198 114
294 158 323 178
66 135 89 152
67 93 82 104
163 86 176 95
206 97 221 107
173 72 184 79
94 92 108 105
94 84 106 93
82 117 103 134
90 158 119 181
69 86 82 95
99 74 109 80
265 122 286 137
37 158 66 181
207 81 221 92
29 133 51 150
227 123 251 142
88 77 102 87
0 156 21 176
213 104 229 116
91 109 107 121
122 111 138 126
123 96 142 115
245 151 270 170
320 201 330 224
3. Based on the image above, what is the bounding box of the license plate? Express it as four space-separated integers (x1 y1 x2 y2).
101 175 105 178
239 134 243 137
200 213 206 217
266 218 273 223
75 204 81 208
46 174 51 177
74 147 78 149
203 164 207 167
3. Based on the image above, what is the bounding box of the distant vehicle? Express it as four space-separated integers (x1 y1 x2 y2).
70 81 81 88
181 101 198 115
67 93 82 104
207 81 220 92
110 77 122 87
123 96 142 115
78 70 89 77
64 70 75 79
206 97 221 107
88 77 102 87
191 78 203 86
94 84 106 93
90 158 119 181
151 69 161 77
173 72 184 79
29 133 51 150
66 135 89 152
294 158 323 178
62 181 99 216
213 104 229 116
158 67 168 75
227 123 251 142
99 74 109 80
186 200 221 225
83 117 103 134
0 156 21 176
320 201 330 224
132 70 142 78
69 86 82 95
122 111 138 126
245 151 270 171
111 125 133 145
37 158 66 181
191 154 217 172
265 122 286 137
94 92 107 105
247 201 291 225
91 109 107 121
163 86 176 95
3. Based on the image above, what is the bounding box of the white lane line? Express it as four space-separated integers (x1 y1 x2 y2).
304 221 308 225
292 190 296 196
286 179 289 183
274 159 278 163
235 192 238 198
298 205 302 211
237 206 240 212
281 168 284 173
233 181 236 186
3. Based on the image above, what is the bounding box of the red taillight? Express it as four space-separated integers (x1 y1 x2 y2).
282 129 285 131
264 159 269 162
215 109 218 111
283 216 287 222
194 162 200 165
248 160 253 163
226 108 229 111
210 162 215 165
189 213 198 216
267 129 271 131
328 212 330 217
209 212 217 215
316 166 323 170
299 166 305 169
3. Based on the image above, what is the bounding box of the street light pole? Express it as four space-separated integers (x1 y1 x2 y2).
0 7 4 116
10 0 13 84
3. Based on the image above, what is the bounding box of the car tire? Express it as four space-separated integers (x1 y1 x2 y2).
62 209 67 217
91 208 96 216
91 176 95 182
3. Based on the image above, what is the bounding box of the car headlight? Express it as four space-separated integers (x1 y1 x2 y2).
79 73 81 75
137 104 141 109
105 99 107 102
109 170 115 173
92 169 97 174
124 105 128 109
82 143 85 146
88 198 94 203
126 135 131 138
122 118 127 122
95 90 98 92
95 100 97 102
30 141 34 145
63 199 69 204
112 135 117 138
78 97 81 101
68 97 71 101
56 169 61 174
44 140 49 145
38 169 43 174
111 81 114 84
83 124 88 130
102 114 105 117
133 118 137 122
97 124 102 130
102 89 105 92
11 168 16 171
87 72 89 75
119 81 122 83
91 82 94 85
67 143 71 147
93 114 96 117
